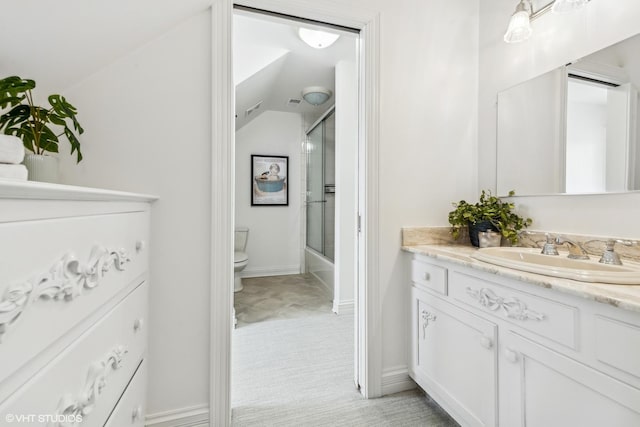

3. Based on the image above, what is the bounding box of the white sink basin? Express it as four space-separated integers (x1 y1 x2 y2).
472 247 640 285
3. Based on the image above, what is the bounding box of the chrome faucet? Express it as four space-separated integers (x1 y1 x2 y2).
599 239 639 265
555 236 590 260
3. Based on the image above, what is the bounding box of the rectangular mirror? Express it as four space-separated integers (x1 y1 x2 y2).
496 32 640 196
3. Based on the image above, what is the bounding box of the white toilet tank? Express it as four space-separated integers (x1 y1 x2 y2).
235 227 249 252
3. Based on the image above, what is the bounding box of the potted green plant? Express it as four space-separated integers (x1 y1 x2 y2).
0 76 83 182
448 190 532 247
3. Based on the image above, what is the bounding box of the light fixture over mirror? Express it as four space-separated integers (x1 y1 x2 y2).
504 0 591 43
504 0 533 43
302 86 332 106
298 28 340 49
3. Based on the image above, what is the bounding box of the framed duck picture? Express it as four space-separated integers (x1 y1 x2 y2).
251 155 289 206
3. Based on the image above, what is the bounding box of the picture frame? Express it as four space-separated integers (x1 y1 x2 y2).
251 155 289 206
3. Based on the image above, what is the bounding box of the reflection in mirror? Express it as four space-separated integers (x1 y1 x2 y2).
496 32 640 196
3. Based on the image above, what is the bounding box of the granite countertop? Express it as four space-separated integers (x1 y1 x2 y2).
402 243 640 314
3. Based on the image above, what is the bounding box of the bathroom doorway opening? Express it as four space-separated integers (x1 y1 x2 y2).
231 4 362 418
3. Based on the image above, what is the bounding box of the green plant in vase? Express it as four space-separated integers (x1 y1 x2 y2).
0 76 83 162
448 189 532 246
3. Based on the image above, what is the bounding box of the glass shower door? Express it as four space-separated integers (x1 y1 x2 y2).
306 122 325 254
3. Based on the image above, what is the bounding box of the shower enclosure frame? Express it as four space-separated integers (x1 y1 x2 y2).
304 106 336 261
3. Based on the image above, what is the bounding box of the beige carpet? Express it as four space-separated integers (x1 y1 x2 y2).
231 275 459 426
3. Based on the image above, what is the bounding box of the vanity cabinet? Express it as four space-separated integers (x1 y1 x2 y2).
411 285 497 427
408 253 640 427
500 330 640 427
0 182 155 426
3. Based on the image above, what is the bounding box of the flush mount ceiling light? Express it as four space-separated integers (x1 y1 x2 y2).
504 0 533 43
552 0 589 13
504 0 592 43
298 27 340 49
302 86 332 106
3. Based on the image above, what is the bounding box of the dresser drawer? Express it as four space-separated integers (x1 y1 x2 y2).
105 361 147 427
450 271 578 349
411 258 447 295
595 315 640 379
0 282 147 425
0 211 149 385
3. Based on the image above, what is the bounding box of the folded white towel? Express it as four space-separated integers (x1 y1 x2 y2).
0 164 28 181
0 134 25 165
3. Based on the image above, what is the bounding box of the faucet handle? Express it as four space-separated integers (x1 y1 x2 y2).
599 239 639 265
541 233 559 256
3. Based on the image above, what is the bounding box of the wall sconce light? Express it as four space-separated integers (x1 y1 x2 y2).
504 0 591 44
302 86 333 106
504 0 533 44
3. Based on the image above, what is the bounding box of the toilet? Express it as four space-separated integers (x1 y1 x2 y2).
234 227 249 292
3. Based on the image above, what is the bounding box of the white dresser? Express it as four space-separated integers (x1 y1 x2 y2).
0 181 156 427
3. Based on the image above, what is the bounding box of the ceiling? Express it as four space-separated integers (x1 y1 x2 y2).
0 1 357 131
0 0 212 95
233 11 358 131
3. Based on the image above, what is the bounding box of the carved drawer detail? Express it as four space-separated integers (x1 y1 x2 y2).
0 245 131 342
466 287 545 321
55 345 128 425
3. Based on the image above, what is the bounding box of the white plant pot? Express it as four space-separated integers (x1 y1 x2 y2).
23 154 59 183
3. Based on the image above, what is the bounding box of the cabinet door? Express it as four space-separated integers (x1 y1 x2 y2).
410 287 498 427
500 331 640 427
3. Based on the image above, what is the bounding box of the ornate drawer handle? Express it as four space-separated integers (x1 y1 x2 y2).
465 287 545 321
56 346 128 423
0 245 132 343
421 309 437 338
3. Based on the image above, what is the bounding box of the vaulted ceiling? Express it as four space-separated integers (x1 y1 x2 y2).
0 0 212 95
233 11 358 130
0 1 357 132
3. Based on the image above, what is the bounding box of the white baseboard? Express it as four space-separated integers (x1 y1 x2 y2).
332 300 355 315
381 366 416 396
240 265 300 278
145 404 209 427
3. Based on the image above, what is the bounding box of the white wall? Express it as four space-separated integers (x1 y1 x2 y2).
56 0 482 417
57 11 212 416
235 110 302 276
370 0 479 380
479 0 640 239
334 59 358 313
279 0 480 386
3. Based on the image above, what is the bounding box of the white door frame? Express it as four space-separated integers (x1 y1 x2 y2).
210 1 381 425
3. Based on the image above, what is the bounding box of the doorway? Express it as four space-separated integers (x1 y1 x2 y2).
210 2 382 424
231 5 360 415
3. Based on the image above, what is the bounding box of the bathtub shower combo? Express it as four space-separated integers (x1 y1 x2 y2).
305 108 335 290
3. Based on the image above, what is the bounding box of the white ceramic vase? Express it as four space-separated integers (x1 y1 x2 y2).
23 153 59 183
